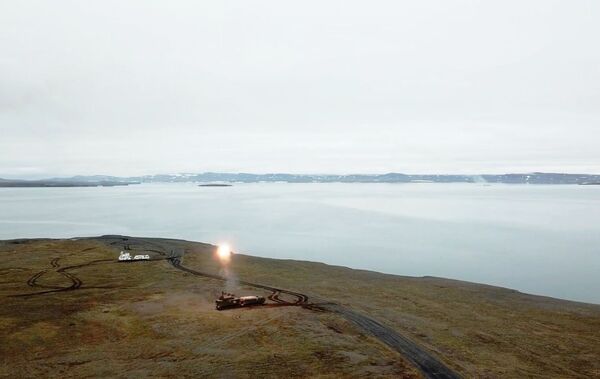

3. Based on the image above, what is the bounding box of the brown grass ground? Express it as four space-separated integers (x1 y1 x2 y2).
1 237 599 378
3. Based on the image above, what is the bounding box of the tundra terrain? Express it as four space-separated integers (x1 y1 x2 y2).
1 237 599 378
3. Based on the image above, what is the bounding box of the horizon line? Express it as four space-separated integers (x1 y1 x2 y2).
3 171 600 181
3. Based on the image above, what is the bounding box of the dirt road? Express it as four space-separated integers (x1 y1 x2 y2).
14 236 461 378
143 236 460 379
323 303 460 379
170 256 460 378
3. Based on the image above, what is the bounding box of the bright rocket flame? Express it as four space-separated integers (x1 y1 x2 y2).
217 243 232 264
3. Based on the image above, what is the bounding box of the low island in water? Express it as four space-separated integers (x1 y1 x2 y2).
1 236 599 378
198 183 233 187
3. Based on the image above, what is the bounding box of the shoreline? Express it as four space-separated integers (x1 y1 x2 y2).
2 235 599 377
2 235 599 308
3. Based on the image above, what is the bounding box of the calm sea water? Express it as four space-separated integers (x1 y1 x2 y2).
1 183 599 304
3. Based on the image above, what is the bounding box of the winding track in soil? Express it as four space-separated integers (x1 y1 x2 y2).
138 237 460 379
168 256 307 306
10 236 462 378
15 243 132 297
166 254 459 378
323 303 461 379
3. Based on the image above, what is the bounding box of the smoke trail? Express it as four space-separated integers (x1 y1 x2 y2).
220 267 238 292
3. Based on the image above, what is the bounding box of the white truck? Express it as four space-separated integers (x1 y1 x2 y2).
118 251 150 262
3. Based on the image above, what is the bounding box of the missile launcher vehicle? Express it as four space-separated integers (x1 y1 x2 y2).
216 292 266 310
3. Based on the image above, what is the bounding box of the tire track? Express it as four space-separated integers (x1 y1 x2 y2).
27 270 49 287
95 236 461 379
168 258 460 378
168 257 308 307
268 290 285 304
22 246 102 293
162 243 459 379
15 255 169 298
322 304 461 379
25 257 82 291
13 243 121 298
57 266 82 290
50 257 60 268
122 237 307 307
14 259 111 297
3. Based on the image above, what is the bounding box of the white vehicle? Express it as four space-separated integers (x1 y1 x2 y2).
118 251 150 261
118 251 131 261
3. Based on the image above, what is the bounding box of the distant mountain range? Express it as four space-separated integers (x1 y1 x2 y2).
3 172 595 185
0 178 134 188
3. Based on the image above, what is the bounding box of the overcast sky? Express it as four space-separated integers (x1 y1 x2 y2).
1 1 599 177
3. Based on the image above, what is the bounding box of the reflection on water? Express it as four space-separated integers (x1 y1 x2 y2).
1 183 599 303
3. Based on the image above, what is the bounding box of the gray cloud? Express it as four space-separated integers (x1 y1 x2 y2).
1 0 599 177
